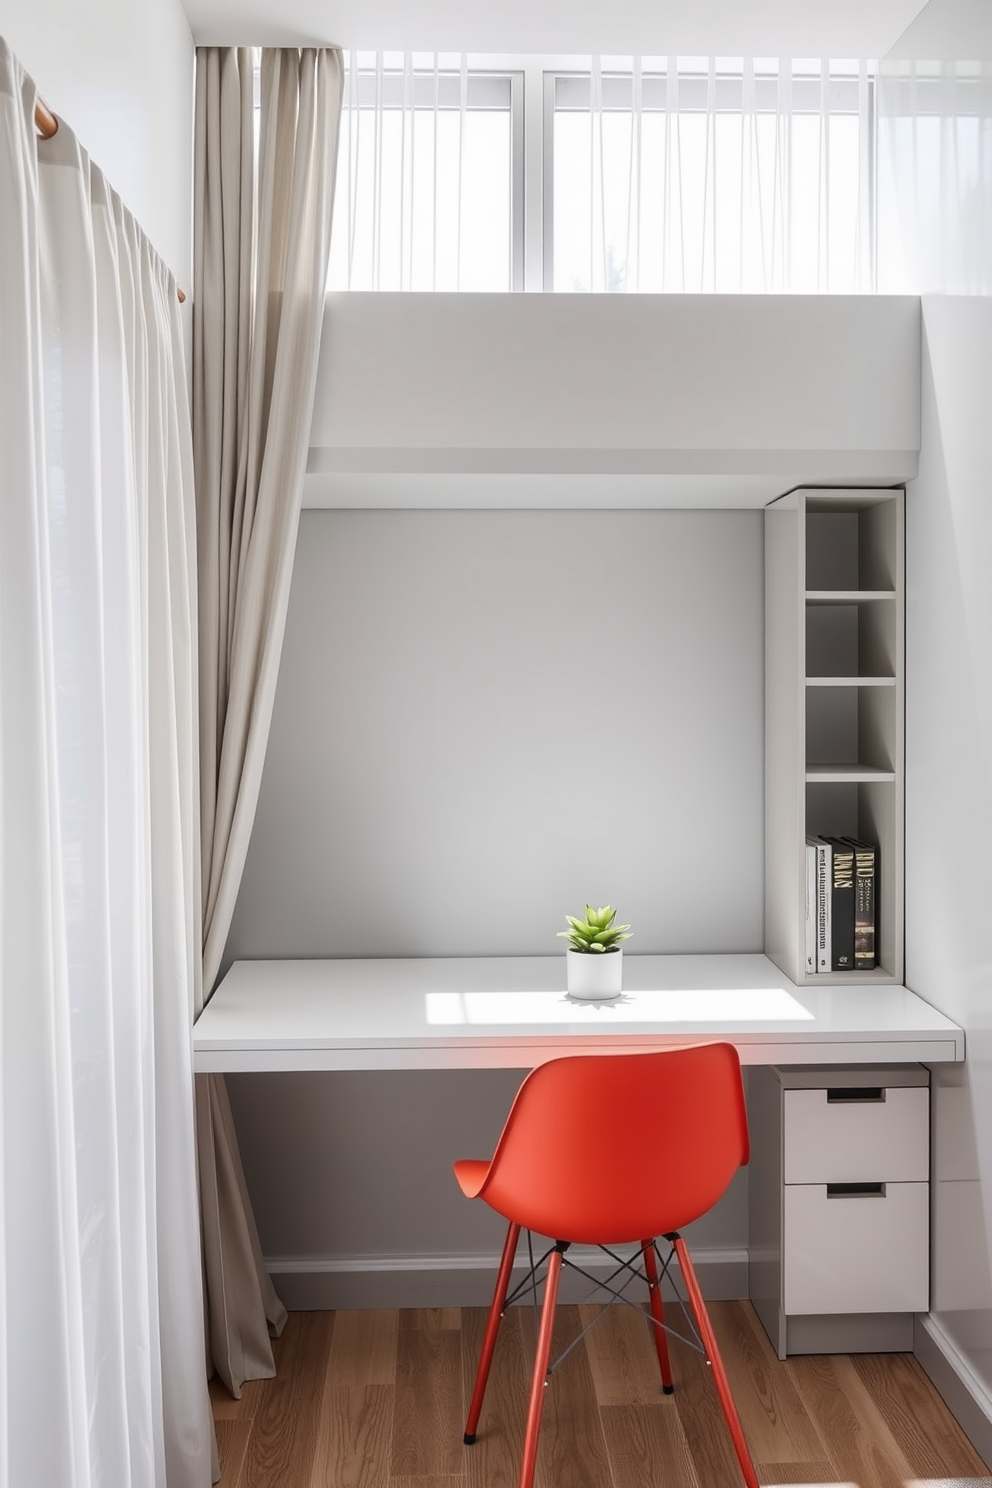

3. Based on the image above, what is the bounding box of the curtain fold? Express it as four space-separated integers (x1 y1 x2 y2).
192 44 343 1397
0 37 210 1488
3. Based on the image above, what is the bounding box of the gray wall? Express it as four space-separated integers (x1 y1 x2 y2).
225 507 763 1297
229 508 764 960
226 1064 749 1306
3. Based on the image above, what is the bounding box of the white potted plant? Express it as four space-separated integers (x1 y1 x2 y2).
558 904 632 1000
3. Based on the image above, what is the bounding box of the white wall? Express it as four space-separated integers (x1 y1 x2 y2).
879 0 992 1456
0 0 194 288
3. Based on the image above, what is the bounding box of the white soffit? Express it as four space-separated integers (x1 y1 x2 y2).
304 294 922 506
301 472 901 511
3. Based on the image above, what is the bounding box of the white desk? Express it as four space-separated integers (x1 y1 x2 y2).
193 954 965 1072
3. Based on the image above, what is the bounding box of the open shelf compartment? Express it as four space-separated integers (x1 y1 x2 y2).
765 488 905 987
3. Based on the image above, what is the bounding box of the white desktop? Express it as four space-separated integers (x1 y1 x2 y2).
192 953 964 1072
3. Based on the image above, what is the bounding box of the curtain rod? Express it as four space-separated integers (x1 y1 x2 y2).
34 96 187 304
34 96 58 139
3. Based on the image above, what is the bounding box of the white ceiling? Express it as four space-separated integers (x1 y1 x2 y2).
182 0 930 60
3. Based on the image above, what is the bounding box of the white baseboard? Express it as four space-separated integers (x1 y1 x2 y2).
914 1312 992 1471
267 1245 748 1312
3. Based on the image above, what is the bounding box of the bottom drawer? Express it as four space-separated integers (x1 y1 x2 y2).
784 1181 929 1316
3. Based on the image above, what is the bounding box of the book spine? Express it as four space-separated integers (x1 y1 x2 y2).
846 839 877 971
829 839 856 971
815 839 832 973
807 843 816 974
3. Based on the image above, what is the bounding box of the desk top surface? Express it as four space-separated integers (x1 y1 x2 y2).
193 955 965 1071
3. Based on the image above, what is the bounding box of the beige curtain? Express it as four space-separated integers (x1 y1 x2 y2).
192 45 343 1396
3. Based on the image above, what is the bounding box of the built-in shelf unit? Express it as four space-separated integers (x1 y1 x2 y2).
765 488 905 985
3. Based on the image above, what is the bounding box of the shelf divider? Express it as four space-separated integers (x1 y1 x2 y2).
766 486 905 986
805 676 896 687
805 590 895 603
805 763 896 783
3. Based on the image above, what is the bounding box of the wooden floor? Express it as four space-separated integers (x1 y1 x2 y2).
210 1301 991 1488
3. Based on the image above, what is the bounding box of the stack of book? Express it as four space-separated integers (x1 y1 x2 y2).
805 836 877 974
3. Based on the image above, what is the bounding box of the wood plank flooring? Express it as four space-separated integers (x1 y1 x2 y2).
210 1301 991 1488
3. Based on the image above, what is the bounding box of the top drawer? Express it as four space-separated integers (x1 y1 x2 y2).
784 1085 929 1183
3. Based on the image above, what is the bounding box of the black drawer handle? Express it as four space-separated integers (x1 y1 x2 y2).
827 1087 885 1103
826 1182 886 1198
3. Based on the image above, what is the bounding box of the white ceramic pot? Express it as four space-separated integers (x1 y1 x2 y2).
566 948 623 1000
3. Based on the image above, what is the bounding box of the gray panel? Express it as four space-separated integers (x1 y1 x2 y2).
785 1311 914 1354
227 1068 749 1267
228 1069 524 1258
747 1065 785 1356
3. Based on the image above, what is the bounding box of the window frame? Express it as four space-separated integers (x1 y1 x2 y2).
331 59 525 292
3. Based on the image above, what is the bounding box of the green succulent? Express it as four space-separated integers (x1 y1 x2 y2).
557 904 632 954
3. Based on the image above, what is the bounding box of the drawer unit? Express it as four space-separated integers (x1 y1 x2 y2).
783 1181 929 1314
749 1063 930 1359
783 1085 929 1183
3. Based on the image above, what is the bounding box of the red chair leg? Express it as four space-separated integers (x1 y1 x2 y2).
519 1246 564 1488
641 1239 674 1393
464 1221 521 1443
672 1237 759 1488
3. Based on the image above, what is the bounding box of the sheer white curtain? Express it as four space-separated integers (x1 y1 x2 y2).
554 57 876 293
328 51 513 291
0 39 211 1488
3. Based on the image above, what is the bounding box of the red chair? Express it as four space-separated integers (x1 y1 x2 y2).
454 1043 758 1488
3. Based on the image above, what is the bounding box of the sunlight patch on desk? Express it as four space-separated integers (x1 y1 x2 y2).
424 986 815 1025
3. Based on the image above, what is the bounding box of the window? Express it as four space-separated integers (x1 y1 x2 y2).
548 60 875 293
328 55 523 291
323 54 876 294
877 62 990 295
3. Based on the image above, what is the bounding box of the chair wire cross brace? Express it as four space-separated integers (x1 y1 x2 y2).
489 1229 706 1398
